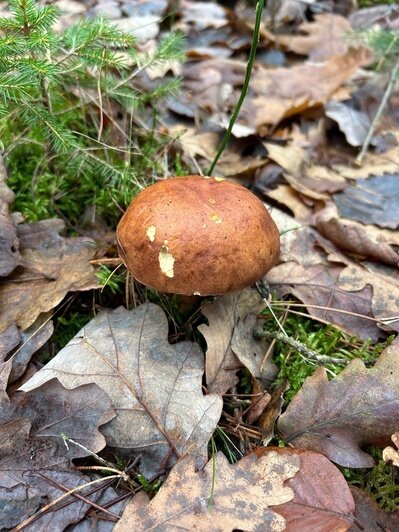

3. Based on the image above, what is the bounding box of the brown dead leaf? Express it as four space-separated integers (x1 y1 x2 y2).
382 433 399 467
243 47 372 134
349 486 399 531
20 303 222 477
199 288 266 394
266 448 356 531
0 156 20 277
177 0 229 32
269 14 353 61
325 100 370 147
0 219 98 333
333 141 399 179
278 338 399 467
314 202 399 266
257 383 288 445
267 261 381 341
231 312 278 386
115 451 299 531
333 174 399 229
266 185 313 222
338 259 399 334
12 379 115 459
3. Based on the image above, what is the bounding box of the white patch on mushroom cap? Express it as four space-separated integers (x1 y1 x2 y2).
159 243 175 278
146 225 156 242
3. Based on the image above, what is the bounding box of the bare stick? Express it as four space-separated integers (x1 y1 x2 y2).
356 59 399 165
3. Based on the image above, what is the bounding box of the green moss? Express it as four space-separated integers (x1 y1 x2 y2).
341 447 399 511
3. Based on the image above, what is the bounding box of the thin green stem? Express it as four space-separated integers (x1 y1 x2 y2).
206 0 265 176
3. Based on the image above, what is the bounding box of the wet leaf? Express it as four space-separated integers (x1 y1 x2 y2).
20 303 223 476
278 339 399 467
0 219 98 333
115 451 299 531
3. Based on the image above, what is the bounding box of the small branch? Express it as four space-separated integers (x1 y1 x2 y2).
356 59 399 165
254 328 348 366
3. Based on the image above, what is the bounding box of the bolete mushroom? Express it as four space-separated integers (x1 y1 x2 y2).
116 175 280 296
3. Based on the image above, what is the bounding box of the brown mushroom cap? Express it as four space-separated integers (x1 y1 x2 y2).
116 175 280 295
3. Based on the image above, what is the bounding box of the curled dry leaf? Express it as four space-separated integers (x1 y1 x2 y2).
115 451 299 532
278 339 399 468
325 100 370 147
0 219 98 333
20 303 223 477
199 287 269 394
265 448 356 531
314 202 399 267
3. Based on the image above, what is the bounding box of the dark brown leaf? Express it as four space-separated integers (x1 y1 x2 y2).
278 339 399 467
349 486 399 531
0 219 98 332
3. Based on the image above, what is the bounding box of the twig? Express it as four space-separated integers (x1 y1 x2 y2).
206 0 265 175
356 59 399 165
254 328 349 366
12 475 121 531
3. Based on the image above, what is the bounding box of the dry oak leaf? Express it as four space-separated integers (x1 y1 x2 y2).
314 202 399 267
278 339 399 467
265 14 353 61
20 303 223 477
266 448 356 531
267 261 380 341
199 288 271 394
115 451 299 532
0 219 98 333
11 379 115 459
332 141 399 179
243 47 372 133
349 486 399 531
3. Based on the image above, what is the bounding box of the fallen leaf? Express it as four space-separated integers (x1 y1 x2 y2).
257 383 288 445
115 451 299 531
278 338 399 467
268 14 353 61
382 433 399 467
231 312 278 386
333 174 399 229
325 100 370 147
333 142 399 179
0 156 20 276
314 202 399 267
8 314 54 385
0 483 42 529
20 303 223 476
178 0 228 32
242 47 372 134
349 486 399 531
12 379 115 459
267 261 381 341
199 288 266 394
266 448 356 531
0 219 99 333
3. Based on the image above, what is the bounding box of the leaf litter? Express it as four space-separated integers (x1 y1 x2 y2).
2 0 399 528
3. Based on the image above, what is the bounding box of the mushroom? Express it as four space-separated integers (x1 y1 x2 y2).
116 175 280 296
